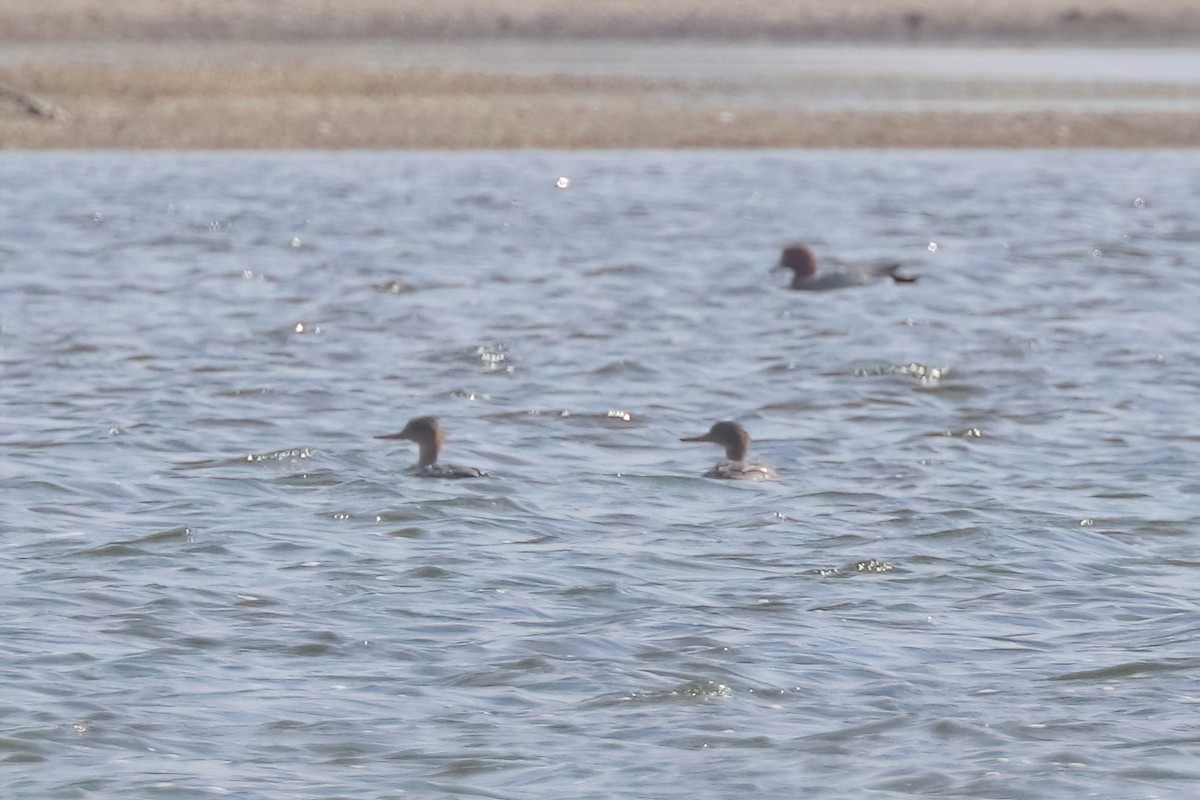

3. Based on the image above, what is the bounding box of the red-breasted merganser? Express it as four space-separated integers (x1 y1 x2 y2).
680 421 777 481
776 243 917 291
375 416 487 478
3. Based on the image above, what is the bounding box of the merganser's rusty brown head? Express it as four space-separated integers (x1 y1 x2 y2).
680 420 752 462
375 415 444 468
778 243 818 279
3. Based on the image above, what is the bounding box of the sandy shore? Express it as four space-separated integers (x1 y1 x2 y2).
3 1 1200 149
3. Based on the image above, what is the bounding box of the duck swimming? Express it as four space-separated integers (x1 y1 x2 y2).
680 421 777 481
375 416 487 478
776 242 917 291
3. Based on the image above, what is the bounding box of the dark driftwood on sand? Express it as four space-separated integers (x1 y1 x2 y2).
0 81 67 119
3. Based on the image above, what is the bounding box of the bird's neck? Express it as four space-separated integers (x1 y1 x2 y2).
416 440 439 467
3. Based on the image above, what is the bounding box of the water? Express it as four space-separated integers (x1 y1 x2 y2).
2 150 1198 799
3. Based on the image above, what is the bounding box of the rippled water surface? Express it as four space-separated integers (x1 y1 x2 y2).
2 150 1199 799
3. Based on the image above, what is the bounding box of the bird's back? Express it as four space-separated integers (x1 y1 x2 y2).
416 463 488 479
704 461 777 480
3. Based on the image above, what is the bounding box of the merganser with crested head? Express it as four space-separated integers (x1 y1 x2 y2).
776 242 917 291
680 421 777 481
375 416 487 478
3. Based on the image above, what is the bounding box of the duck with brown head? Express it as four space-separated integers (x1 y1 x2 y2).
375 416 487 478
680 420 777 480
777 242 917 291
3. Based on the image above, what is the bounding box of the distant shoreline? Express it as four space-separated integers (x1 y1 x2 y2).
4 1 1200 150
4 0 1200 45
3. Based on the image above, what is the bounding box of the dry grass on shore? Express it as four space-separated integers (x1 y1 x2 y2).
4 0 1200 43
